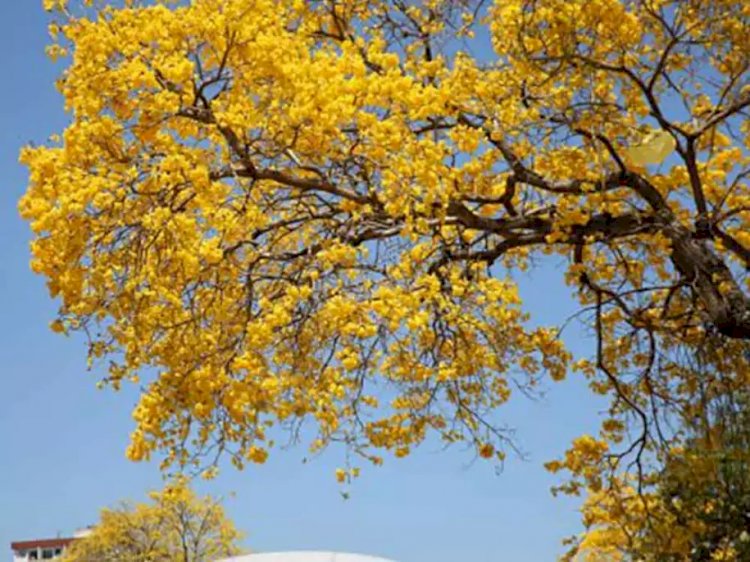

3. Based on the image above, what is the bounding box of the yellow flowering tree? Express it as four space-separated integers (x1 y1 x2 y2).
20 0 750 554
62 482 243 562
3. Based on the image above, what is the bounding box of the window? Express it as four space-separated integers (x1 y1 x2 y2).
28 551 39 560
42 549 55 559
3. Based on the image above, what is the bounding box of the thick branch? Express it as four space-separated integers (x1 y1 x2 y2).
666 223 750 339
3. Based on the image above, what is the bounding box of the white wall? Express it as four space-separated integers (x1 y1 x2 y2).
220 552 396 562
12 545 66 561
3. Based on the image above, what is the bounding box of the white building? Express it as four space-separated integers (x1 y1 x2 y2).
10 529 91 561
10 538 73 561
219 552 396 562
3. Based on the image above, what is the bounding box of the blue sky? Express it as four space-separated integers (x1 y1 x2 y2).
0 3 605 561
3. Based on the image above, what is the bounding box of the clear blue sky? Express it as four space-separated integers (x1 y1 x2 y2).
0 3 605 561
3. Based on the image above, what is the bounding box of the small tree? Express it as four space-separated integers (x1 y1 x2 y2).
559 343 750 561
63 482 243 562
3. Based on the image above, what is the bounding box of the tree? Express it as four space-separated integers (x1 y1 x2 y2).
62 482 242 562
560 370 750 561
654 400 750 562
20 0 750 550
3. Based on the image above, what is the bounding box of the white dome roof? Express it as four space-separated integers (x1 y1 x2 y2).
219 552 395 562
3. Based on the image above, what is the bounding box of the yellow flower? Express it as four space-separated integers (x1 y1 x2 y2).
335 468 347 483
478 443 495 459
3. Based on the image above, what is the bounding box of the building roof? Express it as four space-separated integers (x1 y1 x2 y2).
219 552 395 562
10 537 75 551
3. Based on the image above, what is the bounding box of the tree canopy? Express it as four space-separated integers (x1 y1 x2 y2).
62 482 242 562
20 0 750 555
